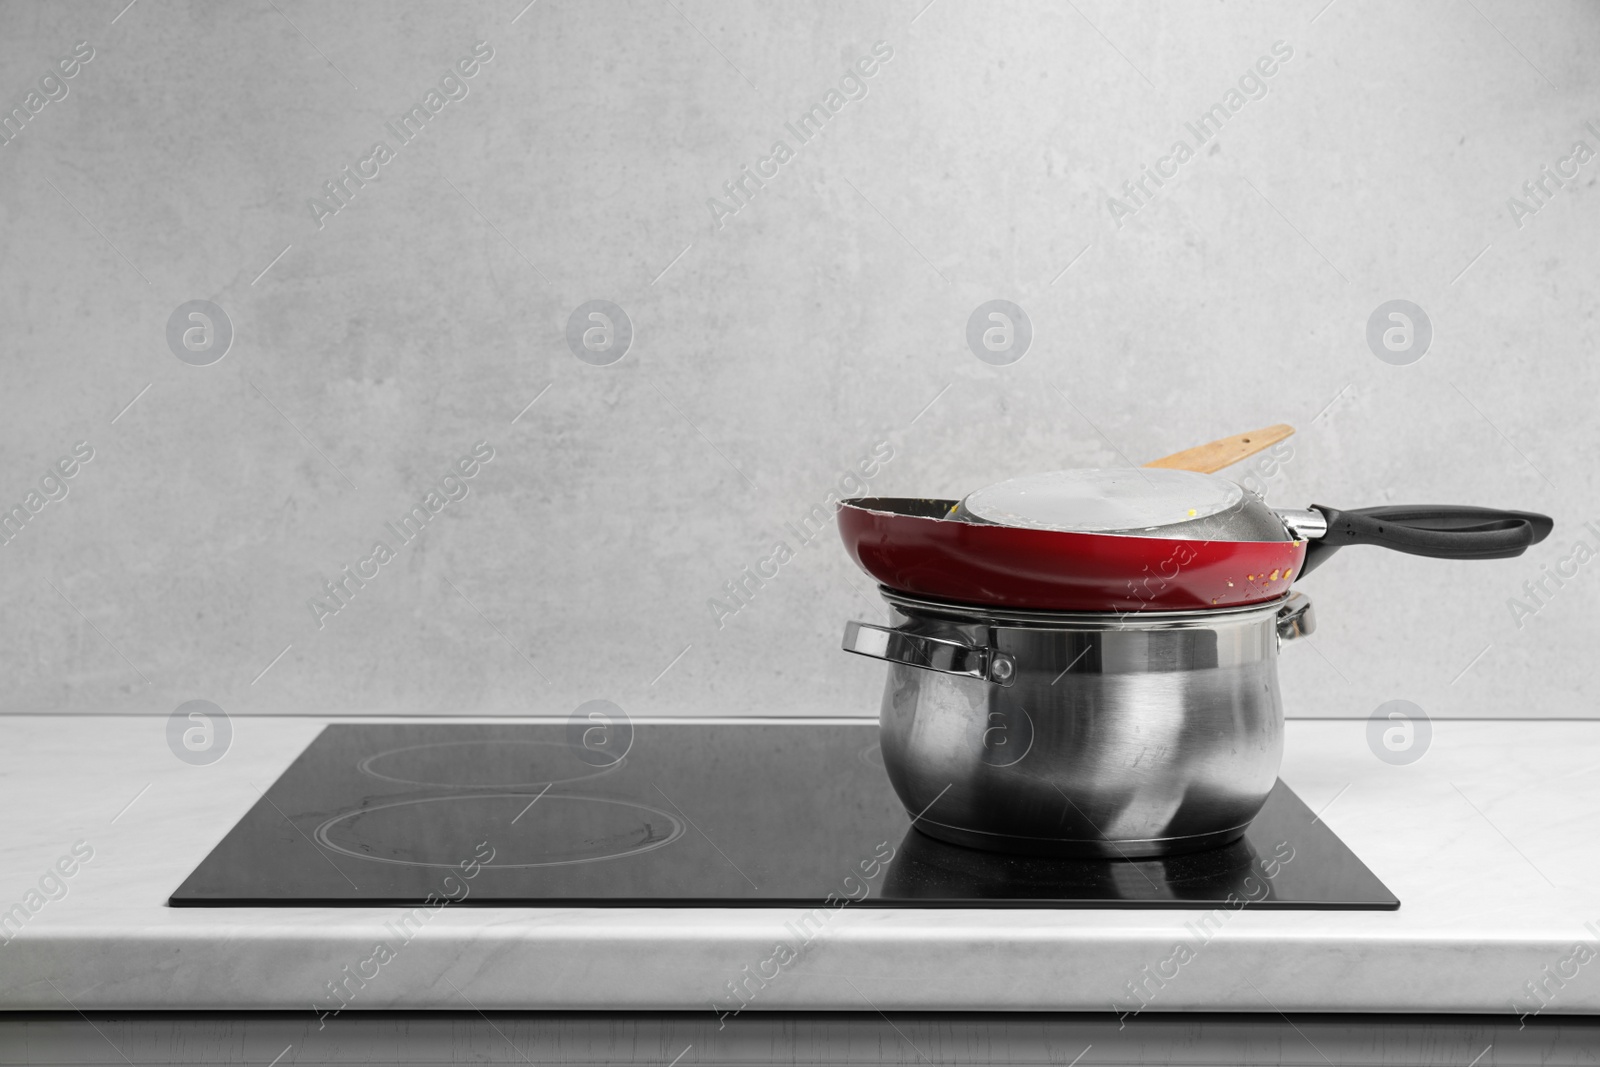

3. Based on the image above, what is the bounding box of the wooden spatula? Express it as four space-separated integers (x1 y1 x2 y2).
1143 424 1295 473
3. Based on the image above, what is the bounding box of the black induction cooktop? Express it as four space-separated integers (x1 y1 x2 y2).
170 723 1397 909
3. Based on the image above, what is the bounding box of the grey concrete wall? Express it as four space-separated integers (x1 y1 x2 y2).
0 0 1594 726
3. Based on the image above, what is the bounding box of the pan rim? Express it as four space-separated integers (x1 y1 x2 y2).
838 496 1301 548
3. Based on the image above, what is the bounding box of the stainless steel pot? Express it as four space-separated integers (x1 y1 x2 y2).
842 589 1314 859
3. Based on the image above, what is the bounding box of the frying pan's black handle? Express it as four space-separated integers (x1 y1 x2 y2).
1299 505 1554 576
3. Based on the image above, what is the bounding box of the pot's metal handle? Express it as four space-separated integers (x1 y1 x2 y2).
842 621 1016 686
1276 592 1315 642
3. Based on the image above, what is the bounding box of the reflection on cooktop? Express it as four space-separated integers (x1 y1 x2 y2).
170 723 1397 909
887 803 1293 903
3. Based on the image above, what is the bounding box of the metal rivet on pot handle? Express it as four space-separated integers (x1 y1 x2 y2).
1276 592 1315 642
842 621 1017 686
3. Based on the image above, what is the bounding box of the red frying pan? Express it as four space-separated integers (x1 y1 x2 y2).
838 470 1552 612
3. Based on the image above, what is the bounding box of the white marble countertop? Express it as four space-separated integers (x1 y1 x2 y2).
2 713 1598 1016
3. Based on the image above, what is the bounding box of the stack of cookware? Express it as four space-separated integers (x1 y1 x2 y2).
838 429 1552 859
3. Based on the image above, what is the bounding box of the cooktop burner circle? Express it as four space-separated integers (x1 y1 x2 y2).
314 794 685 869
356 740 619 789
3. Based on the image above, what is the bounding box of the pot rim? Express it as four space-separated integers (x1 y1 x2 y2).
880 585 1299 630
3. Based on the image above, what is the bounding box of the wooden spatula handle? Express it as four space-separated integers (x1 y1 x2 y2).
1143 424 1295 474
